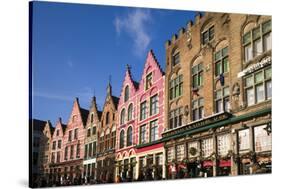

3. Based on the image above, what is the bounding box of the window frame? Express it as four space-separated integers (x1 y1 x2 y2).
192 97 204 121
150 120 158 142
243 20 272 63
244 66 271 106
192 63 203 89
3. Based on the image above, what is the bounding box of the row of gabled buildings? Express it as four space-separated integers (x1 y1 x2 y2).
31 12 272 187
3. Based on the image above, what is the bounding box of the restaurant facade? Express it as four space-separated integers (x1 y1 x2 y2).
162 12 271 179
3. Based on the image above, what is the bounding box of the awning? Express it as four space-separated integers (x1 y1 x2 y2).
203 160 213 167
219 160 231 167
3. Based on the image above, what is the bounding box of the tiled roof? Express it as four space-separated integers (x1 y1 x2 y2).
80 108 89 126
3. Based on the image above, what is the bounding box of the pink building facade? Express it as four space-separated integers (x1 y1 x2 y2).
115 50 165 181
61 98 89 182
135 50 165 180
48 118 66 182
115 65 139 181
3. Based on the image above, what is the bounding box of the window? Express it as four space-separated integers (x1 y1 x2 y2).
91 114 94 123
140 101 147 121
128 104 133 121
111 131 116 149
57 152 60 163
169 107 183 129
105 112 110 125
70 145 74 159
58 140 62 149
120 109 125 125
145 72 153 90
127 127 133 146
238 129 250 152
68 130 72 142
215 86 230 113
192 98 204 121
76 144 80 158
124 86 129 102
56 130 59 136
74 128 78 139
254 125 272 152
87 128 91 137
89 143 92 157
92 127 96 135
51 152 55 163
243 20 271 62
202 25 214 45
140 125 146 144
52 141 56 150
93 142 97 156
84 144 88 159
105 134 110 150
72 115 77 123
150 94 159 115
192 63 203 88
167 147 175 162
150 120 158 142
64 147 68 160
202 138 213 157
172 52 180 66
120 130 125 148
244 67 271 106
214 47 229 76
176 144 185 161
217 134 231 156
169 75 183 100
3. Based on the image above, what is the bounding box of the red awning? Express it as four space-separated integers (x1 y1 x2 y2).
219 160 231 167
203 161 213 167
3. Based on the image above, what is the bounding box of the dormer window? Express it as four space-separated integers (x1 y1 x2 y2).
124 86 129 102
145 72 153 90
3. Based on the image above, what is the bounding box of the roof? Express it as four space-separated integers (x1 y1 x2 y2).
80 108 89 126
97 110 102 120
149 49 165 75
31 119 46 132
61 124 67 133
132 80 139 89
111 96 120 109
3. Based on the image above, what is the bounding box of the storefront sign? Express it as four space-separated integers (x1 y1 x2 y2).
238 56 271 78
162 112 231 138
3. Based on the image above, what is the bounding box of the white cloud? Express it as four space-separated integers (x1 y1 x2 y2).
114 9 152 56
33 91 73 101
67 60 74 68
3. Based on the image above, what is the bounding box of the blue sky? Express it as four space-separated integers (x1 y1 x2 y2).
31 1 197 126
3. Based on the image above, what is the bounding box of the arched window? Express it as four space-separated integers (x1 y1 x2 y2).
124 86 129 102
105 112 110 125
120 109 125 125
127 127 133 146
120 130 125 149
127 104 133 121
